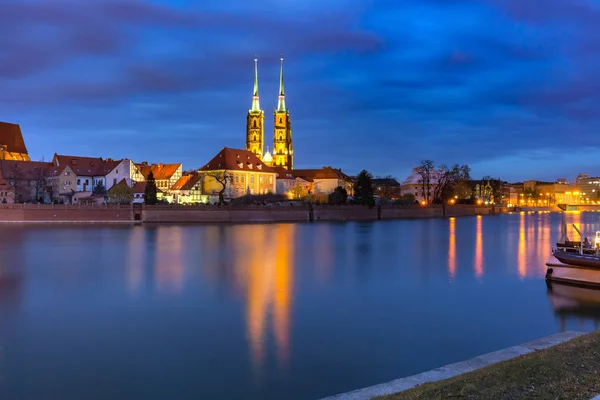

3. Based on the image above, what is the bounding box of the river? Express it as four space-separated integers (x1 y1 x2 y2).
0 212 599 399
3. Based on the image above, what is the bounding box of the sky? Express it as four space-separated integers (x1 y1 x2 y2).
2 0 600 182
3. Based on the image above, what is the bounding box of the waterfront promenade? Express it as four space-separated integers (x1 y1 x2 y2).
0 203 505 223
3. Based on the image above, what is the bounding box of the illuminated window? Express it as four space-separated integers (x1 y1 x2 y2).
260 176 264 183
250 175 255 184
241 175 245 183
269 176 272 184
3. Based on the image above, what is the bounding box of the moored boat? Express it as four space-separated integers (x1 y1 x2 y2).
545 259 600 287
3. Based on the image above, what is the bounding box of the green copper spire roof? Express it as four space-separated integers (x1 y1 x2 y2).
251 58 261 112
277 57 286 112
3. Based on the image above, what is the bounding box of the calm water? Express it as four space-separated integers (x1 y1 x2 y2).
1 212 600 399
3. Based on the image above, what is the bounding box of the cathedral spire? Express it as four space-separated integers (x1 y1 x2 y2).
251 58 261 112
277 57 286 112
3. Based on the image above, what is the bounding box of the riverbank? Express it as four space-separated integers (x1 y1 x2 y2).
380 330 600 400
322 331 593 400
0 203 510 223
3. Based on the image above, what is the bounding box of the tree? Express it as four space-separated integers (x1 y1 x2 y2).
108 184 134 204
204 171 233 205
92 180 106 196
416 160 434 204
144 171 158 205
32 165 47 203
328 186 348 204
375 175 401 200
433 164 471 217
353 170 375 206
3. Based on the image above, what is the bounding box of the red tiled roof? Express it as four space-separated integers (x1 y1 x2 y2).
0 160 52 180
135 162 181 180
292 167 350 182
132 181 163 194
171 173 202 190
0 122 28 155
52 154 121 177
199 147 275 173
272 166 295 179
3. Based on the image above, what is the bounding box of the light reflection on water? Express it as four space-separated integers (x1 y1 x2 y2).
1 213 600 399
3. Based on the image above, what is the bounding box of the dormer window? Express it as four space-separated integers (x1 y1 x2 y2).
237 162 243 168
247 163 253 170
257 164 262 170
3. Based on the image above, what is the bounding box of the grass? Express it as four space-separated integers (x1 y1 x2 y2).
377 331 600 400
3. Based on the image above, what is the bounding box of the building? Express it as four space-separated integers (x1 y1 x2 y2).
50 154 120 202
170 173 206 204
246 58 264 159
575 174 600 201
105 159 145 189
199 147 276 200
0 168 15 204
292 166 353 196
0 122 31 161
400 168 441 203
136 162 182 192
246 58 294 169
372 178 402 200
273 166 310 198
131 181 167 204
0 160 52 203
522 180 580 205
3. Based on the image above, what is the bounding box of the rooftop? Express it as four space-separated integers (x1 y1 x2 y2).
199 147 275 173
0 122 28 155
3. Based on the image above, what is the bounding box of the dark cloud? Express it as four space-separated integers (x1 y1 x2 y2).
2 0 600 182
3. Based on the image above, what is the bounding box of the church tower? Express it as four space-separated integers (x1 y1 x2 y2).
273 58 293 169
246 58 264 159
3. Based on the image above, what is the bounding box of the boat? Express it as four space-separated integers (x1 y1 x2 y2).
546 217 600 286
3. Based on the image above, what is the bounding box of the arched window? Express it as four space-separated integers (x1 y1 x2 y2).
279 135 283 141
253 135 257 141
253 120 257 128
279 117 282 123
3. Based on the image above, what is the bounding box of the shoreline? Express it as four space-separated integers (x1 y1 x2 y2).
320 331 585 400
0 204 529 224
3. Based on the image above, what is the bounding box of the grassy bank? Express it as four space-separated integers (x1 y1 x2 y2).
379 331 600 400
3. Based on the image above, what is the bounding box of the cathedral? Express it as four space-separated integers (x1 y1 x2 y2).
246 58 294 170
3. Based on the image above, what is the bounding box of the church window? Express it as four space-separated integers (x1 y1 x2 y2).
279 135 283 141
253 120 257 128
279 117 282 123
253 135 257 141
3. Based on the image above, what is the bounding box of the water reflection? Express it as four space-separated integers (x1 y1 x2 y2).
155 227 185 293
448 218 456 281
233 225 296 371
474 216 483 278
127 227 145 293
547 282 600 332
518 213 526 279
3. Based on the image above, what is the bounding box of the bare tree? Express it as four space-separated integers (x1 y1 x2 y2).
32 166 47 203
416 160 434 204
434 164 471 217
204 171 233 204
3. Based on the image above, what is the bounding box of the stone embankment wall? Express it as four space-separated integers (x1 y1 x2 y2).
0 204 132 222
0 204 500 223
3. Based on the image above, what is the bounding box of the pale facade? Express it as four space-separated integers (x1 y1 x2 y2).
105 159 143 189
401 168 441 203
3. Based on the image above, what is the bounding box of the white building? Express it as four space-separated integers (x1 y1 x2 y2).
401 167 441 203
105 159 145 189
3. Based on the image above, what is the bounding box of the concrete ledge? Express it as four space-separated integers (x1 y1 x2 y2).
320 331 584 400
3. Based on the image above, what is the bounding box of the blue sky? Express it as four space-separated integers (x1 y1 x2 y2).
1 0 600 182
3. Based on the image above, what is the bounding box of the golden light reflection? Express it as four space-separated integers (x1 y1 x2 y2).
518 212 526 279
448 218 456 280
155 227 185 293
126 227 145 293
474 215 483 278
537 215 551 277
234 224 295 371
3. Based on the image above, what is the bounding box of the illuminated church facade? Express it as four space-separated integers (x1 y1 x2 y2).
246 58 294 170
